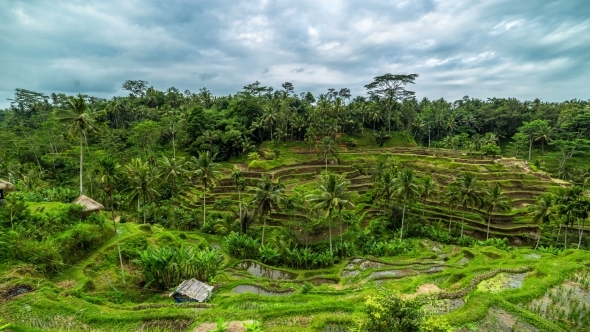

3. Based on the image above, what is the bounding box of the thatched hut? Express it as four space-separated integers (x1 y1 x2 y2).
72 194 105 216
0 179 15 206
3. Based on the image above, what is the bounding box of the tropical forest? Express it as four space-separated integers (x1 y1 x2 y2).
1 75 590 331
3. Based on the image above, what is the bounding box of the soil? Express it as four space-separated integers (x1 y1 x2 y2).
193 320 254 332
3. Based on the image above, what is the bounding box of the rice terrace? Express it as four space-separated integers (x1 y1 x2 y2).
2 1 590 331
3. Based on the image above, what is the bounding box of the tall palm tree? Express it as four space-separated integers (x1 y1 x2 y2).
443 184 461 232
392 168 420 240
230 167 246 219
534 122 553 154
97 156 125 284
250 175 285 246
318 136 338 172
189 151 221 227
373 170 396 207
158 156 186 198
529 193 557 249
124 158 159 224
419 175 438 216
54 94 100 194
453 172 482 239
482 184 511 240
305 173 353 255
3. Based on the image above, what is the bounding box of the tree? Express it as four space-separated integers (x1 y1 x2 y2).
305 173 353 255
158 156 186 198
124 158 159 224
392 168 420 240
534 121 553 154
318 136 338 172
364 74 419 133
54 94 100 194
97 156 125 284
250 175 285 246
482 184 511 240
450 172 482 238
419 175 438 216
529 193 557 249
189 151 221 227
230 167 247 220
373 171 396 207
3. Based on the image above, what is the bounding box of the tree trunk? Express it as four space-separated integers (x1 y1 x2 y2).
261 215 267 246
564 223 568 249
535 227 541 250
339 210 343 248
448 208 454 233
486 211 492 240
400 203 406 240
112 206 126 285
172 130 176 159
237 187 242 221
555 224 562 246
577 218 583 249
428 125 431 149
328 211 333 256
528 136 533 161
460 211 465 239
80 133 84 194
143 196 146 224
203 183 207 227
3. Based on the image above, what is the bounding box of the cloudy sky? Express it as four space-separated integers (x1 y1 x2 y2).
1 0 589 108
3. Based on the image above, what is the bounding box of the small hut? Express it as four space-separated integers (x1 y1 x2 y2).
72 194 105 216
0 179 15 206
169 279 214 303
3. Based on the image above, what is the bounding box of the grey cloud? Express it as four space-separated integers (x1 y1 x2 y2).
1 0 589 109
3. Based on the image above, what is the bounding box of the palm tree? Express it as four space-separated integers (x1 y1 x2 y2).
230 167 246 220
54 94 100 194
250 175 285 246
453 172 482 239
318 136 338 172
373 170 396 207
158 156 186 198
189 151 221 227
529 193 557 249
97 156 125 284
124 158 159 224
262 106 278 140
392 168 420 240
443 185 461 232
534 122 554 154
419 175 438 216
482 184 511 240
305 173 353 255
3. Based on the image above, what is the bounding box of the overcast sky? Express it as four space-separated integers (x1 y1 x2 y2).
1 0 589 108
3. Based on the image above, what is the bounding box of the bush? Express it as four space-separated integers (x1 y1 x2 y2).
120 234 148 261
133 245 222 290
225 232 259 259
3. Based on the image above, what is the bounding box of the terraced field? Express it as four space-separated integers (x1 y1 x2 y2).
176 146 565 243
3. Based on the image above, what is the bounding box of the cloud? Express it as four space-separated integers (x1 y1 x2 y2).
1 0 589 109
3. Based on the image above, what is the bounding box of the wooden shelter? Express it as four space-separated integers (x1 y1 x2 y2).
0 179 15 206
72 194 105 216
169 279 214 303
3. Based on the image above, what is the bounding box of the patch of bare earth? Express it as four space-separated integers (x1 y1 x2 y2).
193 320 253 332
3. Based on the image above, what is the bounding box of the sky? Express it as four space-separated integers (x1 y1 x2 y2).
1 0 589 109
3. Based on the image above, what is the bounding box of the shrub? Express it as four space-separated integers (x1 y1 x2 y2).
247 152 260 161
225 232 259 259
133 245 222 290
301 282 314 294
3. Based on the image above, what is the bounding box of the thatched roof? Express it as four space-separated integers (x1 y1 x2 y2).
0 180 15 192
169 279 213 303
72 194 105 212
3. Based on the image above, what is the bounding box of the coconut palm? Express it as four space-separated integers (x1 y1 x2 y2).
392 168 420 240
443 184 461 233
189 151 221 227
529 193 557 249
250 175 285 246
158 156 186 198
317 136 338 172
373 170 396 208
305 173 354 255
451 172 482 238
482 183 511 240
230 167 247 219
124 158 159 224
54 94 101 194
97 156 125 284
419 175 438 216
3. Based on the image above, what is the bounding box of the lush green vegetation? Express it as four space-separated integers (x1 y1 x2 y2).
1 76 590 331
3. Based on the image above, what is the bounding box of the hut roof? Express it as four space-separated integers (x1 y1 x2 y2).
169 279 213 303
72 194 105 212
0 180 15 192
